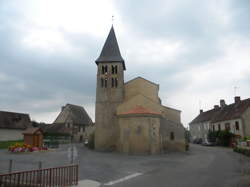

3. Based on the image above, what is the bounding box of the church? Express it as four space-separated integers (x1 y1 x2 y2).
94 26 186 154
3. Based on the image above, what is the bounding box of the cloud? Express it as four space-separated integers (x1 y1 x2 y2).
0 0 250 127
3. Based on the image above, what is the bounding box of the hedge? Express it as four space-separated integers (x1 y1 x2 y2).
233 147 250 157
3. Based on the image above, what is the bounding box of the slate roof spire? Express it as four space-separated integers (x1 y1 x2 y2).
96 25 126 70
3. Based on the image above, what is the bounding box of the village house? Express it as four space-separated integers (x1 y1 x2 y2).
47 104 93 142
0 111 31 141
94 26 186 154
189 97 250 142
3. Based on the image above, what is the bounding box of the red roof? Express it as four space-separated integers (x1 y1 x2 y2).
119 106 161 115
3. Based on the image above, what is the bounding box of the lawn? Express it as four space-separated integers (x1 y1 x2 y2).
0 140 23 149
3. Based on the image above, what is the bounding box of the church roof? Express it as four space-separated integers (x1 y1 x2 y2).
118 105 161 116
96 26 126 70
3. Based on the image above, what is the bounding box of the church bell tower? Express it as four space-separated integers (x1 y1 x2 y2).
95 26 126 151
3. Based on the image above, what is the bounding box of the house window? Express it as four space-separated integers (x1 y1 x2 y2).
225 123 230 131
212 125 215 132
170 132 175 140
235 121 239 130
218 124 221 131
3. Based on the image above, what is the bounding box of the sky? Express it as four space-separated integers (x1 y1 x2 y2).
0 0 250 127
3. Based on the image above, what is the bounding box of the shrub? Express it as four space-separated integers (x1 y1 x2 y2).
234 147 250 157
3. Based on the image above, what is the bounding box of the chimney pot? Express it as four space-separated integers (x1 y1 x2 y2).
214 105 219 109
200 109 203 114
234 96 241 104
220 99 226 108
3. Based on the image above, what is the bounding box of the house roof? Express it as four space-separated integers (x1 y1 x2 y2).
23 127 42 135
45 123 72 135
211 98 250 123
53 104 93 125
95 26 126 70
189 108 220 125
118 105 161 116
0 111 31 129
190 98 250 124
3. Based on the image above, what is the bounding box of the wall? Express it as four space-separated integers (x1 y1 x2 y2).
212 119 244 137
117 94 162 115
118 115 161 154
189 122 210 141
0 129 24 141
160 118 186 152
124 77 160 103
161 106 181 123
242 107 250 137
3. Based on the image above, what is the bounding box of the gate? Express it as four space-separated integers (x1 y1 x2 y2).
0 164 78 187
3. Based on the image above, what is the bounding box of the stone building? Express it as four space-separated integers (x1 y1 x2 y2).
0 111 31 141
189 97 250 142
49 104 93 142
94 26 186 154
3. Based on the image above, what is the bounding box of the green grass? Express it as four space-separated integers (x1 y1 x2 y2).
0 140 23 149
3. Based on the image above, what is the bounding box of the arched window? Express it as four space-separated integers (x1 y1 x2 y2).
104 78 108 88
111 65 118 74
101 78 104 87
115 78 118 88
104 65 108 74
170 132 175 140
111 78 114 88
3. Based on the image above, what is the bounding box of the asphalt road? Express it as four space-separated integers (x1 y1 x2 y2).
108 144 250 187
1 143 250 187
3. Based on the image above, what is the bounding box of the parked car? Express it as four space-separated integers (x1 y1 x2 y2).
193 138 202 144
202 138 215 146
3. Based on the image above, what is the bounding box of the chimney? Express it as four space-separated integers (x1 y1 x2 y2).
200 109 203 114
214 105 219 109
234 96 241 104
61 106 65 111
220 99 226 108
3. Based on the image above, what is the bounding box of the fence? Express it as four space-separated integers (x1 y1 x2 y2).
0 164 78 187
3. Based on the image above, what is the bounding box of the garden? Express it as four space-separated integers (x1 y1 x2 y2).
8 143 48 153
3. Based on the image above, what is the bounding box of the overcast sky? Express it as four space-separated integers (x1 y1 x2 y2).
0 0 250 127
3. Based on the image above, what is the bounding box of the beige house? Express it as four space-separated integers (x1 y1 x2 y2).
94 26 186 154
189 97 250 141
49 104 93 142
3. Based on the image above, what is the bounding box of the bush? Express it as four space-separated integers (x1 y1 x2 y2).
0 140 23 149
208 130 234 146
234 146 250 157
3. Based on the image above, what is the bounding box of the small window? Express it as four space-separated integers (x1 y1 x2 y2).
235 121 239 130
104 66 108 74
102 66 105 74
212 125 215 132
111 65 118 74
111 78 114 88
115 78 118 88
170 132 175 140
218 124 221 131
104 78 108 88
101 78 104 88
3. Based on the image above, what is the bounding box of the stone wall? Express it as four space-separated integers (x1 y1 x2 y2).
118 115 161 154
95 62 124 151
124 77 160 103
